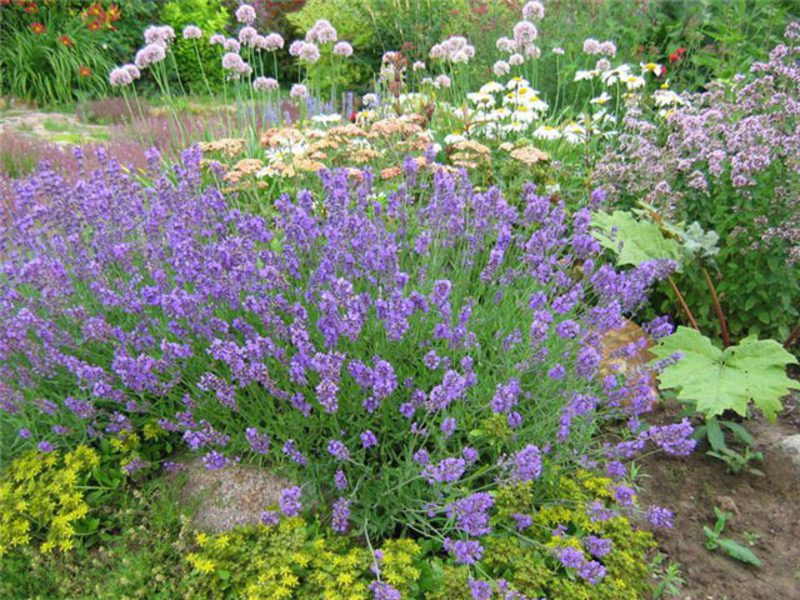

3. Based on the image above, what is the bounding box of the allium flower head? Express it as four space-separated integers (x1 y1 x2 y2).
238 25 258 46
306 19 338 44
224 38 241 52
583 38 602 55
263 32 284 50
333 41 354 57
235 3 257 25
182 25 202 40
144 25 175 46
435 74 451 88
134 43 167 69
493 60 511 76
222 52 245 72
253 76 279 91
290 83 308 99
209 33 225 46
522 1 545 20
109 66 133 87
513 21 538 46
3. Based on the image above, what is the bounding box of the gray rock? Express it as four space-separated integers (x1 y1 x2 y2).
176 458 290 533
778 434 800 473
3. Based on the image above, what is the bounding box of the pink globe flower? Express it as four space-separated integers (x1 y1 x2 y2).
333 41 353 57
182 25 202 40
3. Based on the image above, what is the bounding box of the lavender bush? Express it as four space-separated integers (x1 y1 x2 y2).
0 146 692 548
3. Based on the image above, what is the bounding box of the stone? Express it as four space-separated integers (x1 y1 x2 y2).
778 434 800 474
176 457 290 533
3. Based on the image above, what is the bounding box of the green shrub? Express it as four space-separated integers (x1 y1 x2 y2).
0 3 118 106
160 0 230 94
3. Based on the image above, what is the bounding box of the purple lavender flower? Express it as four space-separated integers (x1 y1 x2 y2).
441 417 457 437
360 430 378 448
579 559 607 584
585 535 613 557
413 449 430 465
334 469 348 491
469 579 493 600
462 446 478 464
509 444 542 482
282 439 308 467
490 379 521 414
279 486 303 517
424 350 440 369
245 427 271 454
37 441 55 453
447 492 494 536
443 537 484 564
513 513 532 531
614 484 636 507
369 582 401 600
331 496 351 533
327 439 350 461
423 457 467 484
646 505 674 529
261 510 280 526
202 450 230 470
558 546 585 569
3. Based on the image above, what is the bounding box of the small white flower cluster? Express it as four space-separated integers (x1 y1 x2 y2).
429 36 475 64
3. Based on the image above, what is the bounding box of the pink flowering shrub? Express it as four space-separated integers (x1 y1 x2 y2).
0 147 692 571
596 23 800 341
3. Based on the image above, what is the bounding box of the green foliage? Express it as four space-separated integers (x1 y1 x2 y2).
703 507 763 567
430 471 658 600
0 5 115 106
160 0 230 94
287 0 379 90
652 326 799 420
697 416 764 475
640 0 797 89
592 210 682 267
181 518 421 599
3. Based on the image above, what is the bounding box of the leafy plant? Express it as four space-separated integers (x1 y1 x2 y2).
699 416 763 475
703 507 762 567
652 326 798 420
0 2 120 105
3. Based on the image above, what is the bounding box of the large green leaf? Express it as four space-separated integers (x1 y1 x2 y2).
651 327 798 420
591 210 682 267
